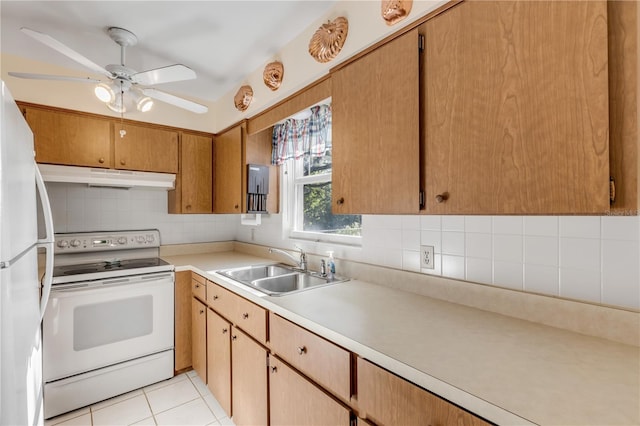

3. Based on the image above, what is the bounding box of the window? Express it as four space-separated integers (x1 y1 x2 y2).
274 104 361 244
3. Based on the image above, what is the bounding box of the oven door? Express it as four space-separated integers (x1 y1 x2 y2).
43 271 174 382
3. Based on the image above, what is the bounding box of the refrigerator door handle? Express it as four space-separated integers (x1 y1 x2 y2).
35 163 55 319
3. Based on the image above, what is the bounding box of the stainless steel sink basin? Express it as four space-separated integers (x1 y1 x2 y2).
219 264 294 283
217 264 348 296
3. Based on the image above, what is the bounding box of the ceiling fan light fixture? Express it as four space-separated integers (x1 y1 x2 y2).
106 96 126 113
94 82 115 103
132 89 153 112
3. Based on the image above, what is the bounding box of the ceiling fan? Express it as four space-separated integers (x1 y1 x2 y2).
9 27 208 114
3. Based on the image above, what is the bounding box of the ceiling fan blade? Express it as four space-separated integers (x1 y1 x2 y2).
132 64 196 86
8 72 101 83
142 88 208 114
21 27 112 78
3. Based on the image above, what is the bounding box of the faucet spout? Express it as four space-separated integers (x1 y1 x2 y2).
269 247 307 271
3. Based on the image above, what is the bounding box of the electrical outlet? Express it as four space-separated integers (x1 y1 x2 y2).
421 245 435 269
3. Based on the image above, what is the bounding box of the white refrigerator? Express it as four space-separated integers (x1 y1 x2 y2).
0 81 54 425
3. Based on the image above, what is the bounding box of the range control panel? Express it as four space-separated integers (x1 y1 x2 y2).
54 230 161 254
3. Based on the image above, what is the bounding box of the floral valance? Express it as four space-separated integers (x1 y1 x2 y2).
271 104 332 165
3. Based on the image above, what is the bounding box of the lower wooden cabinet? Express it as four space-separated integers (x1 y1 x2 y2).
191 298 207 383
206 309 232 417
357 358 490 426
174 271 192 372
269 356 351 426
230 327 268 426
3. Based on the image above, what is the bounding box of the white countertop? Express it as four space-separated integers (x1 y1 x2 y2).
163 251 640 426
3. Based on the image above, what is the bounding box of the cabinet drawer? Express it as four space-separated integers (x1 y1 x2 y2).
269 314 351 402
192 273 206 301
207 280 267 344
357 358 490 426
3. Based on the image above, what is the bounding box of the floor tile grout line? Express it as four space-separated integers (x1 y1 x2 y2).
186 374 220 420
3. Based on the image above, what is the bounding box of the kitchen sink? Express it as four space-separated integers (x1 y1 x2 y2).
219 264 294 283
217 264 348 296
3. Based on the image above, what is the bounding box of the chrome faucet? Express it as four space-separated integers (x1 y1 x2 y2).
269 246 307 271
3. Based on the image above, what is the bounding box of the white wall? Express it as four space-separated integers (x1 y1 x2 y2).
45 182 236 245
235 212 640 311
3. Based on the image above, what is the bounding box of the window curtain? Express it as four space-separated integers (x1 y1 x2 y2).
271 104 332 165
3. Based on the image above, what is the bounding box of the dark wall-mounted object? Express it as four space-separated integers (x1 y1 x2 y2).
247 164 270 213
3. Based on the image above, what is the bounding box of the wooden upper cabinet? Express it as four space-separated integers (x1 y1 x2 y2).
331 28 420 214
114 123 178 173
169 132 213 214
423 1 611 214
22 105 112 168
214 123 244 213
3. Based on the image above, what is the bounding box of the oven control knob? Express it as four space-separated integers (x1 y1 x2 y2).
146 235 155 243
70 239 81 248
56 240 68 248
136 236 145 244
117 237 127 245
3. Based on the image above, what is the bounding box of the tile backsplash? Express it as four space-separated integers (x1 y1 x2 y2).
236 213 640 311
45 182 639 311
45 183 236 245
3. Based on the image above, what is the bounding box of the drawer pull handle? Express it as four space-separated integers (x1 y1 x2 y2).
336 197 344 205
195 284 200 288
271 366 277 373
297 346 307 355
222 328 228 334
232 335 237 341
242 313 249 319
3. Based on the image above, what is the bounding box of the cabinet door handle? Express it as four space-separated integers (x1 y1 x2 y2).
98 157 105 164
120 159 126 166
222 328 228 334
232 335 237 341
336 197 344 205
199 309 204 314
297 346 307 355
242 313 249 319
195 283 200 288
213 295 219 300
271 366 277 373
435 192 449 203
234 204 239 209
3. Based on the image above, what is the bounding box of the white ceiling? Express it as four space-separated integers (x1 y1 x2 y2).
0 1 337 103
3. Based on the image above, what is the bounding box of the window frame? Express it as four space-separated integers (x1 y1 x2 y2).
282 159 362 246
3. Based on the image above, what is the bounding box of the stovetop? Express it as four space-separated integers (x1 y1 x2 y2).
54 258 171 277
51 230 174 284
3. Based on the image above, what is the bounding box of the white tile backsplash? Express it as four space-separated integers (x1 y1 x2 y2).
45 181 639 310
47 182 233 245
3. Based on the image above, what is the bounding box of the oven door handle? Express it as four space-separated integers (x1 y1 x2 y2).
51 273 175 294
36 164 55 321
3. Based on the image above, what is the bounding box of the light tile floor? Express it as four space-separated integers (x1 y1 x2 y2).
45 371 236 426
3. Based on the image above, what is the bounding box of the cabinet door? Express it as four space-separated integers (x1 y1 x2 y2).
169 133 213 213
214 124 244 213
270 356 351 426
115 123 178 173
191 298 207 383
23 106 112 168
174 271 192 372
331 28 420 214
423 1 610 214
357 358 489 426
231 327 267 426
206 309 231 417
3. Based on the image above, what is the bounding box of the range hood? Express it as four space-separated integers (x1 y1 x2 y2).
38 164 175 190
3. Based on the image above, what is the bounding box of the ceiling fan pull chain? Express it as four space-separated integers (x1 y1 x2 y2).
119 81 126 139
